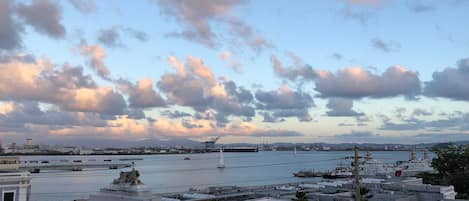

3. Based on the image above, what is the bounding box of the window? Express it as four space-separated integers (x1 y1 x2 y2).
3 191 14 201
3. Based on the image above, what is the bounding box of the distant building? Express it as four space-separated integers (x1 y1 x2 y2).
25 139 32 146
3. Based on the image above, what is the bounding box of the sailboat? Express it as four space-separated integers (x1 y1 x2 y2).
217 148 225 168
294 143 297 155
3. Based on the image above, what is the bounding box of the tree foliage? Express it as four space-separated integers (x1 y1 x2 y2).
352 187 373 201
292 191 308 201
427 144 469 199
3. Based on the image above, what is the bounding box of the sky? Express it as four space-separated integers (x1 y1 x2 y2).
1 0 469 145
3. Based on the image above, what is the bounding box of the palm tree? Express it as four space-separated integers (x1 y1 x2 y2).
292 190 308 201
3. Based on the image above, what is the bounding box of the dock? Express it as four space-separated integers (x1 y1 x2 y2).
206 147 259 152
156 177 459 201
18 158 135 173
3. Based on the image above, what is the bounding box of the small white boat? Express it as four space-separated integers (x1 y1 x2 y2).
217 148 225 168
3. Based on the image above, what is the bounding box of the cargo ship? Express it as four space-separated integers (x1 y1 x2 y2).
206 147 259 152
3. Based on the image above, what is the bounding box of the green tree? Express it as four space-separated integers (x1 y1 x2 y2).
426 144 469 199
352 187 373 201
292 191 308 201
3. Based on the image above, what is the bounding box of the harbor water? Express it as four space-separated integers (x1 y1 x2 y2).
24 151 430 201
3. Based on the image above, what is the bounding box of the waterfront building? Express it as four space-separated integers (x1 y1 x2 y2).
0 157 32 201
156 177 458 201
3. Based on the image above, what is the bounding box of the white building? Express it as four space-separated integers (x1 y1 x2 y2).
0 157 32 201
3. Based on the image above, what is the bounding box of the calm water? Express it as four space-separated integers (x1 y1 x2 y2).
23 151 428 201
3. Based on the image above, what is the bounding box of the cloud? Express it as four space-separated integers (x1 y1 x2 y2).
16 0 66 39
255 86 314 110
273 109 312 122
1 0 69 50
314 66 420 99
355 115 371 126
149 117 226 137
251 130 303 137
408 2 434 13
223 80 254 104
161 110 192 119
331 131 469 144
338 122 355 127
155 0 271 53
97 26 148 48
97 27 122 48
0 0 23 50
271 54 317 81
341 6 376 25
124 27 148 42
0 101 150 142
414 133 469 142
371 38 400 53
157 56 255 122
0 52 314 141
49 115 149 139
394 107 407 119
259 111 284 123
61 87 127 115
158 56 221 108
339 0 383 24
331 53 344 61
380 112 469 131
424 57 469 101
148 117 298 138
125 109 146 119
255 85 314 122
117 78 166 108
412 108 432 116
219 51 242 73
345 0 381 6
69 0 96 14
0 54 126 115
336 131 374 138
78 43 111 80
0 101 107 130
326 98 363 116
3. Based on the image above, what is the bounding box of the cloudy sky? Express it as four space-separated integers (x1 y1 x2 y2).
1 0 469 145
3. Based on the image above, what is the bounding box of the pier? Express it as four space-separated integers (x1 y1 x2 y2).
18 158 134 173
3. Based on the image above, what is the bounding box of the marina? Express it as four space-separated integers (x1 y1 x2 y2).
0 147 466 201
20 150 436 201
155 177 457 201
293 150 435 179
18 158 134 173
69 161 457 201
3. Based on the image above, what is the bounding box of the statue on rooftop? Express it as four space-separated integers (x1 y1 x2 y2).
112 168 143 185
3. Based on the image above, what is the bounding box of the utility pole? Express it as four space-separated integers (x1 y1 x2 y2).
354 146 361 201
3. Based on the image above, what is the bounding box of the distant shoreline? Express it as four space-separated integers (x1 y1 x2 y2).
0 149 414 156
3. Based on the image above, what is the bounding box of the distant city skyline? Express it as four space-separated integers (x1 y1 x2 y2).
0 0 469 144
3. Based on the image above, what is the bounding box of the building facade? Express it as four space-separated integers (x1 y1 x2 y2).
0 157 31 201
